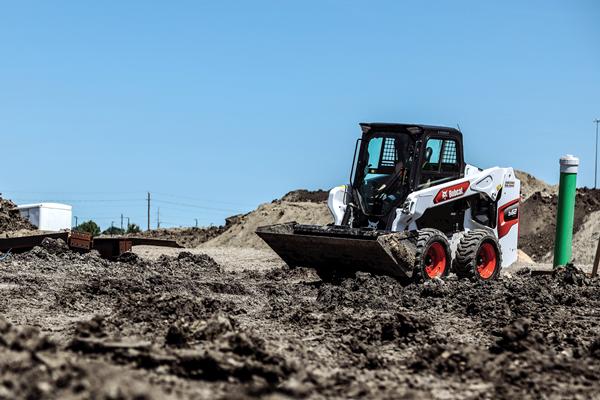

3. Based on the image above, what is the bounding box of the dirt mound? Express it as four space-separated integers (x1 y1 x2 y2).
520 188 600 262
205 201 332 249
517 249 534 264
280 189 329 203
129 226 226 248
515 170 556 200
571 209 600 264
0 197 36 233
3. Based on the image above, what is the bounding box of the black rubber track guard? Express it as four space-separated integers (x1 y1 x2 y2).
256 222 419 279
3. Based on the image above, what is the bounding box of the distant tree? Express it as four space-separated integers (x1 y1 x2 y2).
75 220 101 237
102 226 125 236
126 223 141 234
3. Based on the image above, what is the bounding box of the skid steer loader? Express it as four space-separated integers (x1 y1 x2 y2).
256 123 520 281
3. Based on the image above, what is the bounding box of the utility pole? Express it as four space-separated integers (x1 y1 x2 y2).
111 221 115 236
147 192 151 231
74 216 78 228
195 218 198 228
594 119 600 189
120 214 124 231
126 217 130 231
157 207 160 229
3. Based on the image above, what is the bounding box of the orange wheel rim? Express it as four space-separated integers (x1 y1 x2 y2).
424 242 447 278
476 242 497 279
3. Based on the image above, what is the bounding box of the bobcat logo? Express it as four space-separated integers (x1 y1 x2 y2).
440 187 464 201
367 220 379 229
434 182 470 204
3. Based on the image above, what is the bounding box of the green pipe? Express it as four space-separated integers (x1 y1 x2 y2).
553 155 579 267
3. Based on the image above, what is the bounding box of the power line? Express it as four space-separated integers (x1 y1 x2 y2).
152 191 256 208
7 194 250 211
0 190 142 195
8 198 144 203
3 190 254 207
146 204 237 215
152 199 244 213
5 190 248 230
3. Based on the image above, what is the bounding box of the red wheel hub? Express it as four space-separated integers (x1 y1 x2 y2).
424 242 447 278
476 242 497 279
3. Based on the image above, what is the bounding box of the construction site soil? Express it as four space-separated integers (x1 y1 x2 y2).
520 188 600 262
1 239 600 399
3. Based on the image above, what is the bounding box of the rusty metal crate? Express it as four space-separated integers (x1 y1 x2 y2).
68 231 93 251
92 238 133 259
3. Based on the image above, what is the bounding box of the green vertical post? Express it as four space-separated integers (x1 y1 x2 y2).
553 154 579 268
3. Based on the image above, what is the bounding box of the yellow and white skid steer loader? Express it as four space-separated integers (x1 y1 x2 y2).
257 123 520 281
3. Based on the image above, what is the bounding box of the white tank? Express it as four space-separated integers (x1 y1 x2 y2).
16 203 72 231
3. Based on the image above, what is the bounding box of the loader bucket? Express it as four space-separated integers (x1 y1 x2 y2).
256 222 419 279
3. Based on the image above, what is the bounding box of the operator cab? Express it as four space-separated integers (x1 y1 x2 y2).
349 123 465 229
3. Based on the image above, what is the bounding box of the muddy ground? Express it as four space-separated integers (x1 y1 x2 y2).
0 239 599 399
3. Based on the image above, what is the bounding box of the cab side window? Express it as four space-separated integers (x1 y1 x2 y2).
419 137 461 187
440 139 459 172
422 139 443 171
423 138 459 173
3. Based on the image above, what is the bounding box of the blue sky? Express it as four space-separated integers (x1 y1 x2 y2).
1 1 598 229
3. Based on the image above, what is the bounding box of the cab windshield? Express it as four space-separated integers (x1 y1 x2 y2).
355 133 413 216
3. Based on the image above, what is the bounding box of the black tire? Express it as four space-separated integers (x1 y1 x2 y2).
453 230 502 281
413 228 451 282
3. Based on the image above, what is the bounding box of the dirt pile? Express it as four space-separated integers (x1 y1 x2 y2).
571 209 600 264
0 197 36 233
129 226 226 248
124 190 329 249
520 188 600 262
1 241 600 398
280 189 329 203
205 201 332 249
515 170 556 200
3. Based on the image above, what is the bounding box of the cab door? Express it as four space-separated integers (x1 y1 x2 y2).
417 135 463 189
